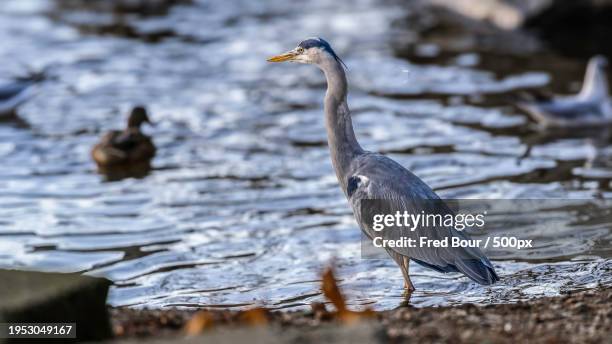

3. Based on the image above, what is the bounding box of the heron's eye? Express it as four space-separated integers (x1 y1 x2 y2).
297 47 304 54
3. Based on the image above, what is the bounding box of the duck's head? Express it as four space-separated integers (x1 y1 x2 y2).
267 37 346 69
127 106 152 129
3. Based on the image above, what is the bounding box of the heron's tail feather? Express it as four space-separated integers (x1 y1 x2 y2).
454 259 499 285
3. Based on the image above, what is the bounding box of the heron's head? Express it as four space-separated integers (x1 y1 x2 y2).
267 37 346 68
127 106 152 129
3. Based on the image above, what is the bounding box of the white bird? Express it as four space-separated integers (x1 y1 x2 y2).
518 56 611 128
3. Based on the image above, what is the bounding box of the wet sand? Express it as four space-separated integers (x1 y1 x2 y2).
111 286 612 343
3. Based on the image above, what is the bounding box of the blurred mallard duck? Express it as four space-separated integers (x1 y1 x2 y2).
92 106 156 167
518 56 611 128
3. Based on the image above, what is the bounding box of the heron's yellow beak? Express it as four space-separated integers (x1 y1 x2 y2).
267 51 297 63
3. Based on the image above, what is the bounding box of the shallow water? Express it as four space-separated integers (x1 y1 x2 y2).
0 0 611 310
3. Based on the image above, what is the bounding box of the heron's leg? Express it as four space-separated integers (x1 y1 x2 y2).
401 257 415 291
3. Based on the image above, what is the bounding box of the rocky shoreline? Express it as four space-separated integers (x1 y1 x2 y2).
110 286 612 343
4 268 609 343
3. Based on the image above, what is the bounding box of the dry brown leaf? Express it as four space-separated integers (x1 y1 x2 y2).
338 308 376 324
321 265 377 324
183 311 215 335
321 266 347 313
113 324 125 337
238 307 269 326
338 310 361 325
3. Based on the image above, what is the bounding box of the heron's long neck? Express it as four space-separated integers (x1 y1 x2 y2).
320 58 364 184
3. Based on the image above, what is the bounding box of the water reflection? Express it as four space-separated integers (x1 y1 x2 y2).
0 0 610 310
97 162 152 182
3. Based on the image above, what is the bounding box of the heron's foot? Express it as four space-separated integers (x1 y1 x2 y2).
403 280 415 292
401 288 414 301
403 285 416 292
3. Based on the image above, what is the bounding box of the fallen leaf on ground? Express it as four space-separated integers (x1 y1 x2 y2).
238 308 269 326
322 266 347 312
183 311 214 335
320 265 376 324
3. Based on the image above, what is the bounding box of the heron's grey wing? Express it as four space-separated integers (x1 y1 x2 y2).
347 153 498 285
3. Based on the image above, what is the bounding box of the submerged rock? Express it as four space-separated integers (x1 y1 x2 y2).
429 0 612 30
426 0 612 57
429 0 551 30
393 1 542 56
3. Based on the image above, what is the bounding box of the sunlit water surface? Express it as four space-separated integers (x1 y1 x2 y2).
0 0 611 310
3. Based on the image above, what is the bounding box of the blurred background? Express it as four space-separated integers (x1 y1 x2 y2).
0 0 611 310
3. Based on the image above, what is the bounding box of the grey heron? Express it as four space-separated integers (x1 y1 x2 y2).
268 38 499 291
92 106 156 167
518 56 611 128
